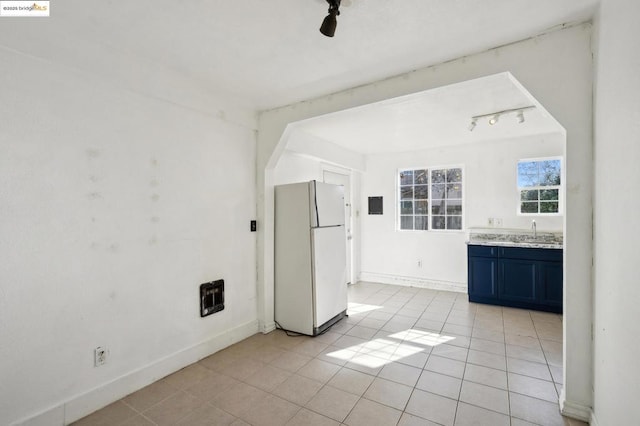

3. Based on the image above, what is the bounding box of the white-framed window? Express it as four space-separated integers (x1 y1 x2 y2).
398 166 463 231
517 157 562 215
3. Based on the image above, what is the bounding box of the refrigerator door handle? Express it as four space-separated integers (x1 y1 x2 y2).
309 180 319 228
311 180 345 227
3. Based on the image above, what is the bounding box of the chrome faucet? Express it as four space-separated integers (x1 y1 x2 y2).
531 220 537 239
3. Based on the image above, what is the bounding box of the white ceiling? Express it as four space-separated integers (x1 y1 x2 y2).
0 0 598 111
290 73 565 154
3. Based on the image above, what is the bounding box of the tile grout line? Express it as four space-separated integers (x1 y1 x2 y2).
532 314 563 399
372 285 432 425
78 283 568 426
503 307 514 424
313 284 394 425
534 320 557 384
118 397 159 426
439 297 465 426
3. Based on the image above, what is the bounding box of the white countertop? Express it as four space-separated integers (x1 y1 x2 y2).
466 228 563 250
466 240 563 249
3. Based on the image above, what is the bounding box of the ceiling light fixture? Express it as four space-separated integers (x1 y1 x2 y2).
320 0 341 37
469 105 535 132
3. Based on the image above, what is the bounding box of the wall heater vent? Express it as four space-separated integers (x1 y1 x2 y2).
200 279 224 317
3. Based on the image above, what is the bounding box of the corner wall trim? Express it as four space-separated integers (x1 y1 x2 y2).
559 389 592 422
260 321 277 334
13 320 259 426
359 272 466 293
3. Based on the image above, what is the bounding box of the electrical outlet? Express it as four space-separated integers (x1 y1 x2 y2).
487 218 494 227
94 346 107 367
417 260 422 268
495 218 503 227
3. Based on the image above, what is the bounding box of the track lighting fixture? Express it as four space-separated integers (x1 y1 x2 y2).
468 105 535 131
320 0 341 37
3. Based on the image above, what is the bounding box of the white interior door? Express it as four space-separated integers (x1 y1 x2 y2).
323 170 353 284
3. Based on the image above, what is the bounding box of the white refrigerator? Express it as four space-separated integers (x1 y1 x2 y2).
274 180 348 336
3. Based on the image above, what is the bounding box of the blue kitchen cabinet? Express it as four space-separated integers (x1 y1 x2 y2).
469 257 498 299
468 245 563 313
537 261 563 309
467 245 498 303
499 258 537 304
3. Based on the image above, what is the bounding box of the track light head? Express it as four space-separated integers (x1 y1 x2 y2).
320 0 341 37
320 11 338 37
469 106 534 131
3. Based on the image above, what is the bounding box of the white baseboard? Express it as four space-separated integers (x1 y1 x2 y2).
559 388 592 422
14 319 259 426
359 272 466 293
12 406 64 426
590 409 599 426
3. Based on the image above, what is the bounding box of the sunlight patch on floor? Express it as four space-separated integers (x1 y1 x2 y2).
389 329 456 346
346 302 383 316
327 328 456 368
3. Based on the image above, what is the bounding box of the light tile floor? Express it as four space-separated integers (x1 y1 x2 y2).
73 282 588 426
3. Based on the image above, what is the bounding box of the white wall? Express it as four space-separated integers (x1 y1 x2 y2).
0 48 258 425
258 23 593 419
592 0 640 423
360 133 564 289
273 151 325 185
286 129 366 172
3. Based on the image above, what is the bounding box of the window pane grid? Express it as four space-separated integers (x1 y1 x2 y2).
517 158 561 214
399 167 463 231
431 168 462 230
